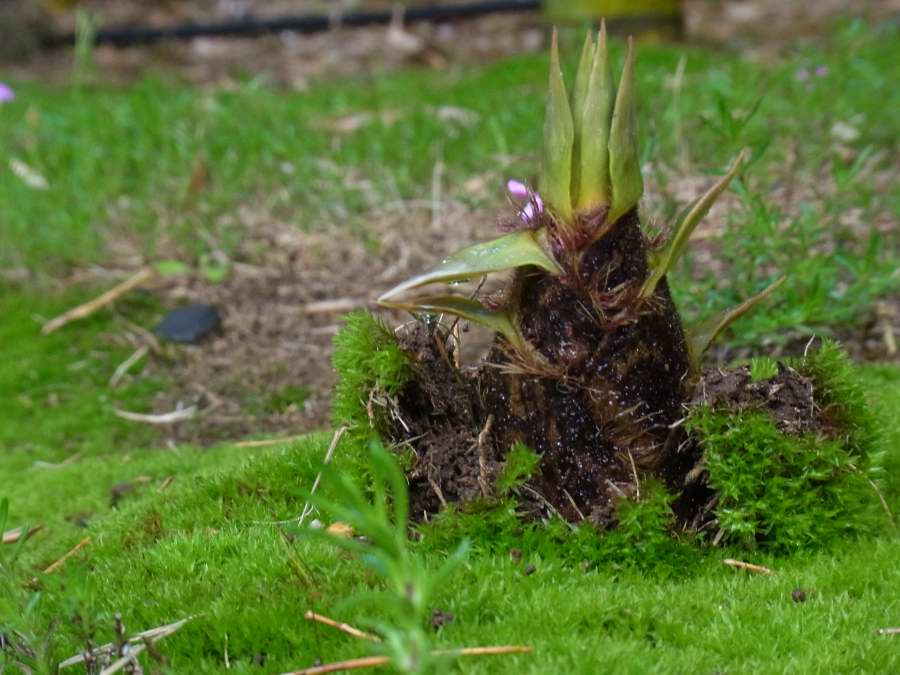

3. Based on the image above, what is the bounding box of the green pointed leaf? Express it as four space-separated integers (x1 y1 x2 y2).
379 295 525 352
641 150 748 298
687 276 786 368
377 229 561 302
540 29 574 223
570 32 594 207
608 38 643 223
576 22 613 212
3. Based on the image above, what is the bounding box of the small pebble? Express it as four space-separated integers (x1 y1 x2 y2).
509 547 523 564
309 519 324 530
523 563 536 576
791 588 807 603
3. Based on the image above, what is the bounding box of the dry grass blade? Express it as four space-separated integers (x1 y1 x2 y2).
283 655 389 675
234 435 307 449
722 558 775 576
42 267 155 335
303 610 380 642
59 617 193 670
2 524 43 544
282 645 533 675
114 405 197 425
44 536 91 574
298 425 348 525
109 344 149 387
876 627 900 636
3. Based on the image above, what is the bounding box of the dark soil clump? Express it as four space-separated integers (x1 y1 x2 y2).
392 322 500 520
691 363 823 436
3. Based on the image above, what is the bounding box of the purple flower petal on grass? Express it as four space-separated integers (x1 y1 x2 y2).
0 83 14 103
815 66 829 78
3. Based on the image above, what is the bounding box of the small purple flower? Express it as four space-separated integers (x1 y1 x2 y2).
506 179 529 200
795 68 810 82
815 65 829 78
0 82 14 104
506 178 544 225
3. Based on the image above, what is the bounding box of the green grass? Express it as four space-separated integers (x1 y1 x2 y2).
3 362 898 672
1 17 899 674
2 20 898 347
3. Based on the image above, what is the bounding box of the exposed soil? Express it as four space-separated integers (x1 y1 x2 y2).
137 197 503 445
691 363 822 436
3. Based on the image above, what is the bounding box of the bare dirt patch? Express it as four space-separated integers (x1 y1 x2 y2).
143 195 504 444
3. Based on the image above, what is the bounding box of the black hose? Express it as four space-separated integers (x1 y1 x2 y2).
45 1 542 48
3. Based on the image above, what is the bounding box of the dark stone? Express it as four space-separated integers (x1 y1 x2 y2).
154 303 221 344
792 588 807 603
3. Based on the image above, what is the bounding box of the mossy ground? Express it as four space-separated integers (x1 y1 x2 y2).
2 18 899 674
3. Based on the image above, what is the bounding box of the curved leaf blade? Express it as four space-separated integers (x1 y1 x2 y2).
378 295 524 351
377 230 561 303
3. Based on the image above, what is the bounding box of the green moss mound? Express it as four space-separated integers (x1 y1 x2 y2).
687 341 888 553
331 311 413 440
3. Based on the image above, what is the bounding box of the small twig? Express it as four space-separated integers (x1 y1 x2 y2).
298 426 348 526
44 536 91 574
157 476 175 492
284 655 388 675
234 435 307 449
303 298 364 315
561 489 586 521
2 524 43 545
303 611 380 642
42 267 155 335
114 405 197 425
876 627 900 635
98 644 145 675
476 415 494 498
282 645 532 675
59 617 193 669
109 345 149 387
626 449 640 500
722 558 774 576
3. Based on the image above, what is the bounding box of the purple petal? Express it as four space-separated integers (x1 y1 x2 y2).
533 193 544 212
506 179 529 199
0 83 14 103
521 202 535 221
815 66 829 78
795 68 810 82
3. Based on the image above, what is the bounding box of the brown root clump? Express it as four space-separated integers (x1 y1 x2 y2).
387 210 698 527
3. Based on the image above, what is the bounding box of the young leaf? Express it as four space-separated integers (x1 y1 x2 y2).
642 150 748 298
608 38 643 223
687 276 786 368
379 295 526 352
540 29 574 223
570 32 594 207
576 22 613 212
377 229 561 302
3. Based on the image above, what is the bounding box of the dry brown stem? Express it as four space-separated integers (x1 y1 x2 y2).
44 536 91 574
42 267 155 335
2 524 43 545
282 645 532 675
722 558 775 576
303 610 380 642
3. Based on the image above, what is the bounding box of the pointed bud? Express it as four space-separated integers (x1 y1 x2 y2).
570 32 594 207
608 37 643 223
540 29 574 225
687 276 786 369
575 22 613 212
